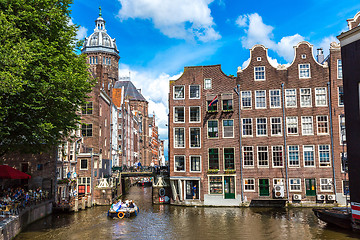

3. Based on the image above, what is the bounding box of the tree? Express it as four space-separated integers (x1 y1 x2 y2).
0 0 94 156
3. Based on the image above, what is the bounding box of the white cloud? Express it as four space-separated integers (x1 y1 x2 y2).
69 19 88 40
236 13 305 63
316 35 338 58
117 0 220 42
119 64 182 143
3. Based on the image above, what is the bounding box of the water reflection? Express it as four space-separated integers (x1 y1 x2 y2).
15 186 360 240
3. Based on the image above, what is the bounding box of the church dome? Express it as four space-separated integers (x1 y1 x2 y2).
82 9 119 56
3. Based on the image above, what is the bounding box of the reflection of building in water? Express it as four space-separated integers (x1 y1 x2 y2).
169 39 347 206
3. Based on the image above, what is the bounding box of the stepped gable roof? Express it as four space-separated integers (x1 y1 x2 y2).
114 80 147 102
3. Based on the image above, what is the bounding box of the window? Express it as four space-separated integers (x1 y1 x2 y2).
319 145 331 167
339 115 346 145
320 178 333 192
174 107 185 123
315 87 327 106
299 64 310 78
37 164 43 171
82 102 93 114
269 90 281 108
224 148 235 170
174 128 185 148
174 86 185 99
301 54 306 59
286 117 298 135
338 86 344 106
255 90 266 108
209 176 222 194
303 145 315 167
272 146 283 167
337 59 343 79
244 178 255 191
254 66 265 80
301 116 313 135
207 120 218 138
190 156 201 172
208 148 219 170
256 118 267 136
222 99 233 111
243 146 254 167
174 156 185 172
204 78 212 89
242 118 253 136
81 124 93 137
271 117 282 136
285 89 297 107
80 159 88 170
300 88 312 107
223 119 234 138
317 116 328 134
241 91 252 109
189 85 200 99
207 99 218 112
343 180 349 196
190 128 201 148
257 146 269 167
288 145 300 167
341 152 348 173
289 178 301 191
189 106 200 122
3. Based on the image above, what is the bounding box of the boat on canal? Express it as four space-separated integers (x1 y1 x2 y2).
312 208 352 229
107 200 139 219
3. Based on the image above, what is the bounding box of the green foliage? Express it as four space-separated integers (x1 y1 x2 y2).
0 0 94 156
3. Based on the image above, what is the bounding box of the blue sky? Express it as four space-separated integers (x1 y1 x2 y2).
70 0 360 158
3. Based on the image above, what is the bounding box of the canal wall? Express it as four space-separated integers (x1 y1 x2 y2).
0 200 53 240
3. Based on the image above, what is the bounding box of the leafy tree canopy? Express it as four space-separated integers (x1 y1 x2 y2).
0 0 94 156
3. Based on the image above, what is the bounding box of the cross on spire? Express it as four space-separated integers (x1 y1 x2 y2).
99 6 102 17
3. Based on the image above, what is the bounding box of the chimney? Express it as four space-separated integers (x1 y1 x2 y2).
317 48 324 63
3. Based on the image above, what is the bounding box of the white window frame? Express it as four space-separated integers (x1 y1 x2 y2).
300 88 312 107
286 116 298 136
256 118 267 137
190 156 201 172
255 90 266 109
339 115 346 145
243 146 254 168
289 178 302 192
301 116 314 135
285 89 297 108
207 120 219 139
288 145 300 168
337 59 342 79
257 146 269 168
222 119 234 138
244 178 256 192
318 145 331 167
189 127 201 148
242 118 253 137
254 66 266 81
241 91 252 109
299 63 311 79
173 106 185 123
174 127 185 148
223 147 235 170
320 178 333 192
189 85 200 99
189 106 201 123
270 117 282 136
316 115 329 135
204 78 212 89
173 85 185 100
174 155 186 172
338 86 344 107
303 145 315 167
273 178 284 186
272 145 284 168
315 87 327 107
269 89 281 108
80 159 88 170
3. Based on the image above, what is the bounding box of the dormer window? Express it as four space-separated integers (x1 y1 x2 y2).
299 64 310 78
254 66 265 81
257 57 262 61
204 78 212 89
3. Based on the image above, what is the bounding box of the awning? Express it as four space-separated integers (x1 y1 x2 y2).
0 165 31 179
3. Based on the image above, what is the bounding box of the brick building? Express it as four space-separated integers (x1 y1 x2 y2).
169 41 347 206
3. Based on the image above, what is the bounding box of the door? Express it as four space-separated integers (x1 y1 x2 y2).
224 176 235 199
259 179 270 196
305 178 316 196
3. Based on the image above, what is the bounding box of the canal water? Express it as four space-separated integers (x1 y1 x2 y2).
15 186 360 240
